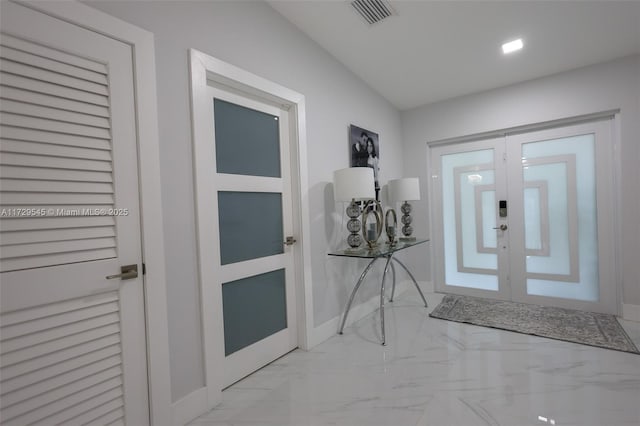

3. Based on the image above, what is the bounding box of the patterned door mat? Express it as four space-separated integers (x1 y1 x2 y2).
429 294 639 354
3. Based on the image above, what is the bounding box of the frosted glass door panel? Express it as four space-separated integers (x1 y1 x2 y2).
521 134 598 301
218 191 284 265
441 149 498 291
222 269 287 356
214 98 281 177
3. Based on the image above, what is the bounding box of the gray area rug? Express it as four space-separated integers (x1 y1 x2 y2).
429 294 639 354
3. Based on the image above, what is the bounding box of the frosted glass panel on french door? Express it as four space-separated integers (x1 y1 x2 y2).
439 146 503 292
515 133 601 302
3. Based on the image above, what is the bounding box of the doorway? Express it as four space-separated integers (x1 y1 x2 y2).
430 119 617 314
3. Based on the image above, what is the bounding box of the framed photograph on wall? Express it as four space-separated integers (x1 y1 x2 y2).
349 124 380 199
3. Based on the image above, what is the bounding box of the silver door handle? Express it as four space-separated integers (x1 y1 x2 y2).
106 264 138 280
284 236 297 246
493 224 508 231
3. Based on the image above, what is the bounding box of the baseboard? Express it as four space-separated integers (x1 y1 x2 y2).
622 303 640 322
308 280 431 348
172 387 209 426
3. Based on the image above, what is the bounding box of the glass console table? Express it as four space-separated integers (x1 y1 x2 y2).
328 238 429 345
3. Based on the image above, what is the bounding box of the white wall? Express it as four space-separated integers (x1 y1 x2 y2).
87 0 404 403
401 55 640 310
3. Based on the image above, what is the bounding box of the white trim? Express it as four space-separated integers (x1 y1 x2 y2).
426 110 620 147
612 113 624 320
189 49 312 413
171 388 209 426
14 1 172 424
622 304 640 322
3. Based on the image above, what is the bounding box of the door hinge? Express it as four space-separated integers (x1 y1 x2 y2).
142 263 146 275
503 152 507 162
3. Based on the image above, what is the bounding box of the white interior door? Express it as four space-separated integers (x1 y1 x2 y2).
431 119 617 314
206 86 297 388
0 2 148 424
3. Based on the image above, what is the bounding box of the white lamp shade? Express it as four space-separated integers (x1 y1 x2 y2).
389 177 420 202
333 167 375 201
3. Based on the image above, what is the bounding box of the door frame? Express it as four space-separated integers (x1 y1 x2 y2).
427 111 622 315
189 48 312 408
11 1 173 424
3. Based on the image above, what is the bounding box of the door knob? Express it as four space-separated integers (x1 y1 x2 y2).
492 224 508 231
106 264 138 280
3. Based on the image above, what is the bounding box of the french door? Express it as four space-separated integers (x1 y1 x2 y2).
431 119 617 314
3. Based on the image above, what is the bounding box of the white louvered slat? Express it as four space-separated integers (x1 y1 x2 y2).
1 248 117 272
0 192 114 205
0 112 111 139
106 419 125 426
0 226 115 246
0 59 109 96
0 33 108 74
1 165 114 182
1 366 122 421
1 151 111 172
0 73 109 106
1 356 121 407
0 86 110 117
1 300 118 340
0 179 113 194
0 216 114 231
2 312 120 354
1 237 116 260
71 405 124 426
30 387 124 426
0 291 117 326
0 45 108 85
0 100 111 128
1 321 120 361
0 287 124 425
0 139 112 161
2 377 122 426
1 179 113 193
1 339 120 385
0 126 111 149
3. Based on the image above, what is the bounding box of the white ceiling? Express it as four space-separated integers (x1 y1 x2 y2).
268 0 640 111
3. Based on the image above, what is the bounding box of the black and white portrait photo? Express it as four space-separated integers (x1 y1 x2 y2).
349 124 380 199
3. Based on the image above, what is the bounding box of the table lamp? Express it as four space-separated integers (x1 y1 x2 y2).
389 177 420 241
333 167 375 249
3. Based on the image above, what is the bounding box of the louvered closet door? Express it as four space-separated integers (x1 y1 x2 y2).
0 2 148 425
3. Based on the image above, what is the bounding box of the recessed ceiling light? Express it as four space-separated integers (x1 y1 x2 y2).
502 38 524 54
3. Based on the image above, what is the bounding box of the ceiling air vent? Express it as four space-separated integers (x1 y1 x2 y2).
350 0 396 25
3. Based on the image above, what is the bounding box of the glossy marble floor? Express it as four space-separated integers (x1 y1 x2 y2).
190 292 640 426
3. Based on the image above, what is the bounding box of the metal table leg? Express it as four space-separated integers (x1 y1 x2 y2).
389 261 397 302
392 257 428 307
339 257 379 334
379 255 393 345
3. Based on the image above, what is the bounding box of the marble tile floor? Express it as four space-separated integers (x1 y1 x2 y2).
190 292 640 426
